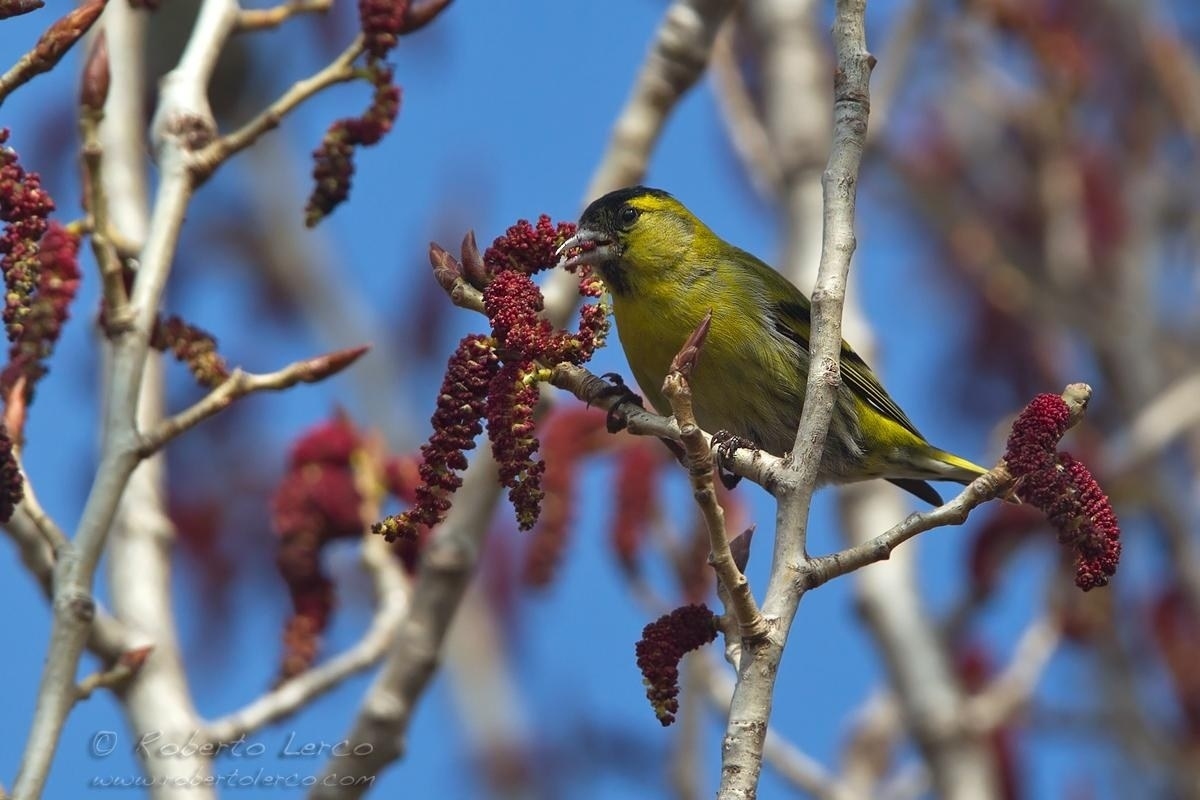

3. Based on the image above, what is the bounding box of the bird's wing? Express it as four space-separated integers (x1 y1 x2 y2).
752 256 926 441
838 339 925 439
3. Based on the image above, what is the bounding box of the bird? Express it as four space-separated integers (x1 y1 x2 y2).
555 185 987 505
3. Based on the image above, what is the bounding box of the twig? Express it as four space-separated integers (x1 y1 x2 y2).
397 0 455 34
582 0 739 202
662 314 766 640
236 0 331 31
1034 101 1092 289
0 0 153 681
802 470 1010 589
192 38 364 182
110 355 216 798
836 385 1087 799
841 478 1003 798
839 690 906 798
0 0 106 107
76 646 151 700
97 1 151 245
4 434 137 661
79 37 134 329
137 345 369 457
866 0 928 143
1108 370 1200 474
709 18 782 197
440 582 536 795
877 764 933 800
203 533 409 743
548 362 785 491
429 244 486 314
964 615 1061 733
1139 9 1200 140
4 506 135 661
242 143 418 434
308 448 505 800
669 654 705 800
745 0 828 286
542 0 737 315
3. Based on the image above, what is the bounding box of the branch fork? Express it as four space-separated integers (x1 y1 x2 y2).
662 313 768 642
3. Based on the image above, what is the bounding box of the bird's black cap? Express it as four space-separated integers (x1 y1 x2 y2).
579 186 675 227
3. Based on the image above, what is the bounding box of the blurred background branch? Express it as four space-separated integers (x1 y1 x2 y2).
1 0 1197 797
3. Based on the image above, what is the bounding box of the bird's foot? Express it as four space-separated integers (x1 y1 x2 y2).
595 372 645 434
711 430 756 490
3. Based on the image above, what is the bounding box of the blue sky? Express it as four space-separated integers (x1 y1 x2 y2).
0 2 1135 798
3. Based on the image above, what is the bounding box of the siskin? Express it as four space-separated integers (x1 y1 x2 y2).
557 186 986 505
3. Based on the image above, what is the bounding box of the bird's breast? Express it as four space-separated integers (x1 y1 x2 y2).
613 287 804 449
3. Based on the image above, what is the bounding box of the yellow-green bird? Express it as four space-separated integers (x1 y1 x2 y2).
557 186 986 505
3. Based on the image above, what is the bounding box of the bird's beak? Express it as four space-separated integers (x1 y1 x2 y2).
556 228 614 271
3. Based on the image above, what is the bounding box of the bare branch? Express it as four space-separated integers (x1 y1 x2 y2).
964 615 1061 733
669 659 705 800
662 314 767 640
13 0 242 792
542 0 737 315
110 357 215 798
547 362 785 491
803 469 1010 589
235 0 331 31
709 19 781 197
76 646 151 700
0 0 105 106
308 449 505 799
138 346 370 457
718 3 875 796
745 0 827 288
867 0 928 142
192 38 364 182
841 480 1004 799
699 654 848 800
78 34 134 329
582 0 738 201
4 502 135 662
839 690 909 798
1109 370 1200 473
203 534 409 744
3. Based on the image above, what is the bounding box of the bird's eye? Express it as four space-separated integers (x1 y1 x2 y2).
618 205 640 228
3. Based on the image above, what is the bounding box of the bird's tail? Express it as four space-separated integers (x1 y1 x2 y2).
887 448 990 506
925 448 990 485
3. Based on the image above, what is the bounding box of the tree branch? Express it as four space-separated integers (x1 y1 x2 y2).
802 470 1010 590
14 0 239 793
235 0 332 31
661 314 767 640
699 654 850 800
192 38 364 182
0 0 105 107
137 346 370 458
202 534 409 744
547 362 785 492
718 3 874 796
308 448 504 800
963 615 1061 733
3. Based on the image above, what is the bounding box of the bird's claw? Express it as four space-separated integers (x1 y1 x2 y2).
594 372 644 434
712 430 755 490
